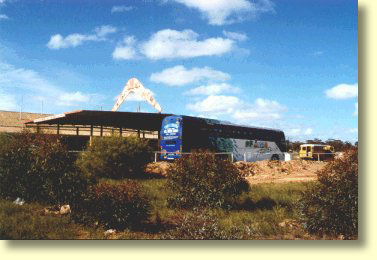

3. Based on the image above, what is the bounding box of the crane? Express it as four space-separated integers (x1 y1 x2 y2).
112 78 162 113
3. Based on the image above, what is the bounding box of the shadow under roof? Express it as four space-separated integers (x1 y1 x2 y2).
25 110 173 131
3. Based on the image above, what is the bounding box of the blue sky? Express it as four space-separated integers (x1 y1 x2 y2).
0 0 358 142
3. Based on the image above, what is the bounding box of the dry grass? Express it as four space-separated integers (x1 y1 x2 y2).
0 111 51 133
0 179 338 240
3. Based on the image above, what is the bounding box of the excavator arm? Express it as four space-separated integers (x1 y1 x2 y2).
112 78 162 113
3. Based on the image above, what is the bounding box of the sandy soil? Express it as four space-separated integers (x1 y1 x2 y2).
145 159 327 184
235 160 326 184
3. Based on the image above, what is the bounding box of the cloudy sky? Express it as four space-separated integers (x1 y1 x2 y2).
0 0 358 142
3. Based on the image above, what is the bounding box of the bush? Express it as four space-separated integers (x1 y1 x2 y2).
0 133 12 153
162 208 253 240
166 153 250 209
298 149 358 239
71 182 151 230
76 135 152 179
0 131 94 206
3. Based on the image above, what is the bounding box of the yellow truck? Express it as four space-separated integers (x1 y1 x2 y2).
299 144 335 161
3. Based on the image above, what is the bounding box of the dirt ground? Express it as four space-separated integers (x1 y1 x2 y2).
145 159 327 184
234 160 326 185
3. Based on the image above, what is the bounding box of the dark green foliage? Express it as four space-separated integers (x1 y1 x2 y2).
0 133 12 153
71 182 151 230
0 131 94 206
162 208 253 240
298 149 358 239
166 153 250 209
0 132 33 201
76 135 152 179
0 199 78 239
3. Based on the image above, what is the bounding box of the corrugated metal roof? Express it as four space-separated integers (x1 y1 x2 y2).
26 110 173 131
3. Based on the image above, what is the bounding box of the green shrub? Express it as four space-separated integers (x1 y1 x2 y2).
76 135 152 179
162 208 253 240
0 132 33 201
298 149 358 239
166 153 250 209
0 133 12 153
0 131 94 206
71 182 151 230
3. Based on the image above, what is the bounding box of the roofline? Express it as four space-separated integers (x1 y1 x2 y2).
25 110 285 134
32 113 66 123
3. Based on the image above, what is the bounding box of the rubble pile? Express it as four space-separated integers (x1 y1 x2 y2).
144 159 327 184
144 161 171 178
233 161 262 177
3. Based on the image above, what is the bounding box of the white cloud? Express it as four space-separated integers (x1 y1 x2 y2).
186 96 286 122
112 29 242 61
349 128 358 134
288 128 300 136
354 102 358 116
325 82 358 99
112 36 138 60
232 98 287 121
184 83 240 96
150 65 230 86
140 29 234 60
0 90 17 111
287 127 313 137
0 62 93 111
125 93 147 102
47 25 117 49
111 5 133 13
169 0 274 25
0 14 8 20
94 25 117 37
0 62 59 95
186 95 240 114
223 30 248 41
304 128 313 135
47 34 95 49
57 92 90 106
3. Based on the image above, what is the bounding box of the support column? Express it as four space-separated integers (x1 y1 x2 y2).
100 126 103 137
90 125 93 137
119 127 122 137
57 124 60 135
76 127 79 136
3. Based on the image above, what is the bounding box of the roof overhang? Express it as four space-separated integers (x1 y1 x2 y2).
25 110 173 131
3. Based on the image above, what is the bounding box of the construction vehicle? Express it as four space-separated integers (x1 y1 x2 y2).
112 78 162 113
299 144 335 161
